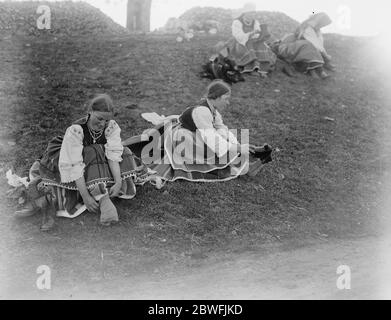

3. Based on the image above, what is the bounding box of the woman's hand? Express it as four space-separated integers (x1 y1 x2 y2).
249 144 257 153
109 181 122 198
83 194 99 213
107 160 121 197
75 176 99 213
321 51 332 62
231 144 251 156
250 31 260 39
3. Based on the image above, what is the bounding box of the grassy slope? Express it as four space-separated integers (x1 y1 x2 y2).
1 32 390 291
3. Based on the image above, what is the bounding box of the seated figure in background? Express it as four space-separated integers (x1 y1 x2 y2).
217 11 277 77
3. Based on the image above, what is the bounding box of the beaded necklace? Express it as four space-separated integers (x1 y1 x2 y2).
87 124 104 144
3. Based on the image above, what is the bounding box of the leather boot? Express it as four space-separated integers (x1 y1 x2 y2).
14 194 48 218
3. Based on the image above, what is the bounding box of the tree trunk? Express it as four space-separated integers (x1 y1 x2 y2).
126 0 152 32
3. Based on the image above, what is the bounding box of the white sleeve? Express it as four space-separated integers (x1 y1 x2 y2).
252 20 261 39
232 20 250 46
105 120 124 162
302 26 326 53
59 125 85 183
254 20 261 32
213 110 239 144
192 107 237 158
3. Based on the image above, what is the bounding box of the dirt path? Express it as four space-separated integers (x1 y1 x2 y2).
2 235 390 300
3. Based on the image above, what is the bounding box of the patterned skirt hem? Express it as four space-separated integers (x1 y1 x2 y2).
41 171 143 191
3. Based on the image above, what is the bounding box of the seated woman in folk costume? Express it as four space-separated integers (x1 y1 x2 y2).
217 11 277 77
271 12 335 79
124 80 271 185
16 94 151 230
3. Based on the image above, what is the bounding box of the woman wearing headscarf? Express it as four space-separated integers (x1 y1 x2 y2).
270 12 335 79
218 11 277 76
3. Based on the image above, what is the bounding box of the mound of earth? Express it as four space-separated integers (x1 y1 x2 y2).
0 1 129 37
160 6 299 39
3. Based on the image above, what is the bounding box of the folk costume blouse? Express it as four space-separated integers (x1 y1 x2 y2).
58 117 123 183
300 26 326 55
231 18 261 46
178 100 239 159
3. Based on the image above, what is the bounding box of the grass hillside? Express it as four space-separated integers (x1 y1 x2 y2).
162 6 299 38
1 2 390 295
0 1 128 36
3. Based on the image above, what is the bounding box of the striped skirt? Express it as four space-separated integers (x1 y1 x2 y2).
31 137 152 217
220 37 277 73
128 120 249 184
277 34 324 72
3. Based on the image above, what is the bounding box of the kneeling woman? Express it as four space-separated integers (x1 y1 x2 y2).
126 80 267 185
19 94 149 229
272 12 335 79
